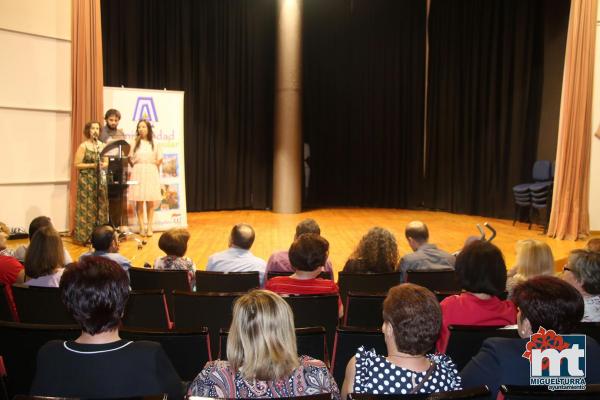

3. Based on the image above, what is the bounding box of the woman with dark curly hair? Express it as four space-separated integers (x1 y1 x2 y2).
341 283 461 398
343 227 399 273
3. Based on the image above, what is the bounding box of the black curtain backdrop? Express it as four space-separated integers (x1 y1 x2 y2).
101 0 276 211
424 0 545 218
101 0 559 218
302 0 426 207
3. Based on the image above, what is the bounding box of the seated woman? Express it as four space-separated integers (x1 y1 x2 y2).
24 226 66 287
343 227 399 273
561 249 600 322
30 256 183 399
266 233 343 317
341 283 461 399
187 289 340 399
154 228 196 286
461 276 600 397
437 240 516 353
505 239 554 295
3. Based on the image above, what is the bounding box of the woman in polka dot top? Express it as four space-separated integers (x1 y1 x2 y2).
341 283 462 398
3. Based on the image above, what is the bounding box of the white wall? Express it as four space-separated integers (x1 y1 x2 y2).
591 7 600 232
0 0 72 232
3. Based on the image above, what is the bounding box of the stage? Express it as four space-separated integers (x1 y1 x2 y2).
19 208 588 277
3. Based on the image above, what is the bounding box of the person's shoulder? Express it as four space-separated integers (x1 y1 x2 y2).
37 340 68 359
299 355 328 369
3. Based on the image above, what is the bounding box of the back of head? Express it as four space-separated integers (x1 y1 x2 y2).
91 225 116 252
288 233 329 272
158 228 190 257
24 226 65 279
227 290 299 381
512 276 584 333
405 221 429 244
587 238 600 253
456 241 507 296
294 218 321 239
230 223 255 250
383 283 441 355
350 227 398 272
515 239 554 278
28 216 52 239
60 256 130 335
567 249 600 295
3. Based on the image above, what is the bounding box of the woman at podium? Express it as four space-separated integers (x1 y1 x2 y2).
129 120 162 237
73 121 109 244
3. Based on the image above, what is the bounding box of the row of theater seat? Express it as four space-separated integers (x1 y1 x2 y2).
5 319 600 399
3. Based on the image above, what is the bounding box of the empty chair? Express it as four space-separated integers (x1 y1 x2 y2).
0 321 79 397
343 291 386 328
512 160 553 228
405 270 461 292
330 327 386 387
129 267 191 292
122 290 171 330
267 270 332 280
574 322 600 344
129 268 191 319
337 271 401 306
348 386 490 399
434 290 462 302
194 270 260 293
500 384 600 399
0 283 14 321
120 327 211 382
283 294 339 355
219 326 329 365
445 325 519 371
11 284 74 324
172 291 242 356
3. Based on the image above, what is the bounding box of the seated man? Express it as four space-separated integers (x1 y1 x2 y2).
266 218 334 277
399 221 455 279
80 225 132 272
14 216 73 264
206 223 266 286
266 233 343 317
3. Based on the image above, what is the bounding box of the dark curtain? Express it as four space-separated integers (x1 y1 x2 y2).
424 0 545 218
101 0 276 211
302 0 426 207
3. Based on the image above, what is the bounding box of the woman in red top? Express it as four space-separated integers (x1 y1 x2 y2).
266 233 343 317
437 241 516 353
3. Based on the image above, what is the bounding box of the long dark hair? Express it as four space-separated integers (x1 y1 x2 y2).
133 120 154 153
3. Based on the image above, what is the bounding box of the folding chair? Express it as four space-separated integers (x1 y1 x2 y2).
195 271 260 293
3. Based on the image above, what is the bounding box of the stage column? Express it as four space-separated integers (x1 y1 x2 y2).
273 0 302 213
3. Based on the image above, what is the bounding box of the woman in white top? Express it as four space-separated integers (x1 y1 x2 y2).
129 120 162 237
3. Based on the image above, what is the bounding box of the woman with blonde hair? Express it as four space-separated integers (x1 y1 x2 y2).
187 290 339 399
506 239 554 295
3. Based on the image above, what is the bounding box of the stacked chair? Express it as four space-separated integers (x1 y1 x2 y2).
512 160 554 232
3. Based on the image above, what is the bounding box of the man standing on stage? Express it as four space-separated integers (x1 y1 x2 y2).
99 108 126 143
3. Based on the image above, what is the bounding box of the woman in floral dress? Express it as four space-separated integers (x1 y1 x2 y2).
73 121 108 244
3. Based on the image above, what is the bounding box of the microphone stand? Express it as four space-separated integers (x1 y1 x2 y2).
94 136 102 228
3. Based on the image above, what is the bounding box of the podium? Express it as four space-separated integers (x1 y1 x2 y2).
101 140 131 228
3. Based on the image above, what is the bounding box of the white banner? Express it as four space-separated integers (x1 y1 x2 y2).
103 86 188 231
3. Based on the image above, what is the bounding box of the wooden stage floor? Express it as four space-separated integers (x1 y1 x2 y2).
21 208 592 278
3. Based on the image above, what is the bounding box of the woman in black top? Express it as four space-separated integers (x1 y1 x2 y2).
30 256 183 399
